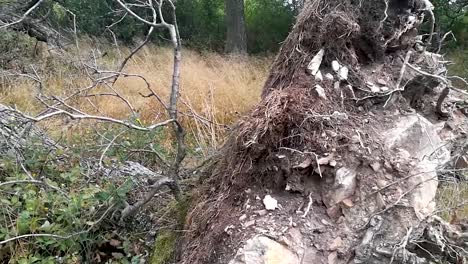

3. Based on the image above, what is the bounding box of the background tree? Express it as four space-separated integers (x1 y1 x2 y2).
224 0 247 54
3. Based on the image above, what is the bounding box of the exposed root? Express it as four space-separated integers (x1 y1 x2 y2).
180 0 466 263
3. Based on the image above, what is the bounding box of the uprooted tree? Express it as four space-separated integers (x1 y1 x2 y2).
182 0 468 263
1 0 467 262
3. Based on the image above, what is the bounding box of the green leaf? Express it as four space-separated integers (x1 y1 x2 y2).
11 196 19 205
25 198 39 213
17 211 31 234
0 198 11 205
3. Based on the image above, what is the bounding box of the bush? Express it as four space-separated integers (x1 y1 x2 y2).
0 128 157 263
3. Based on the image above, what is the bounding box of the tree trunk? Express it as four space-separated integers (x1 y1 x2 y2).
0 0 60 45
224 0 247 54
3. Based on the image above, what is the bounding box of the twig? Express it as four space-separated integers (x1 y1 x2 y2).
0 231 87 246
114 26 155 81
99 131 126 169
437 31 456 53
120 176 179 220
377 0 389 32
9 107 175 132
422 0 435 52
302 193 313 218
0 180 68 197
0 0 46 29
384 50 412 108
390 227 413 264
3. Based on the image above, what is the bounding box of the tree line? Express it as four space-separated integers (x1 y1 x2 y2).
0 0 467 54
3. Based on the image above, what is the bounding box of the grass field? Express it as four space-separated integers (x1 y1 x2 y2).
0 43 271 151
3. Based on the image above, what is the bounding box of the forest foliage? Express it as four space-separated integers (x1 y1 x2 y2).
40 0 468 53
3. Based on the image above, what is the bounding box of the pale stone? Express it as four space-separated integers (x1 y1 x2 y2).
342 198 354 208
263 195 278 211
308 48 325 76
384 114 450 165
338 66 349 81
229 236 300 264
332 60 340 72
315 70 323 81
334 81 340 91
330 167 357 204
408 160 438 219
328 237 343 251
328 251 338 264
314 85 327 99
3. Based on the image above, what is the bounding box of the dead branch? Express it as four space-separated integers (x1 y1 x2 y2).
0 179 68 197
0 0 45 29
0 231 87 246
120 176 180 220
421 0 435 51
302 193 313 218
8 107 175 131
114 24 155 79
437 31 456 53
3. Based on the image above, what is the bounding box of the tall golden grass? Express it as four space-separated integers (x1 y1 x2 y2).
0 44 272 151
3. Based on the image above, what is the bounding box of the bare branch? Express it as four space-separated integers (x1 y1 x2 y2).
115 0 169 29
120 176 180 220
7 107 175 131
0 231 87 246
0 180 68 197
0 0 46 29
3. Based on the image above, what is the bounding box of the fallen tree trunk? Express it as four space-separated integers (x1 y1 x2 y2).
0 0 60 45
181 0 468 263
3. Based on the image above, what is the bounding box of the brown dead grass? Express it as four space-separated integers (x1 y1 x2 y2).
0 45 271 151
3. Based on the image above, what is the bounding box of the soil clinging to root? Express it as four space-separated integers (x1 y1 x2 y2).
181 0 468 263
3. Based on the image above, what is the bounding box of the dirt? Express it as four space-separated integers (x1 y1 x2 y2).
180 0 468 263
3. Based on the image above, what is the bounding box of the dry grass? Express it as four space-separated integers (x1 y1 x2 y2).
0 44 271 152
437 181 468 221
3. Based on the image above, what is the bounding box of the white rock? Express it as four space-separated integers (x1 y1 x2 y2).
377 78 387 86
307 48 325 76
370 85 381 93
332 111 348 120
384 114 450 164
338 66 349 81
243 220 256 228
332 60 340 72
330 167 357 205
325 73 334 80
263 195 278 211
314 85 327 99
228 236 299 264
408 160 438 219
345 84 356 98
315 70 323 81
333 81 340 91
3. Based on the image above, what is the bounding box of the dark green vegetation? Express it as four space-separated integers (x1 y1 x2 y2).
32 0 294 53
0 125 181 263
22 0 468 53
